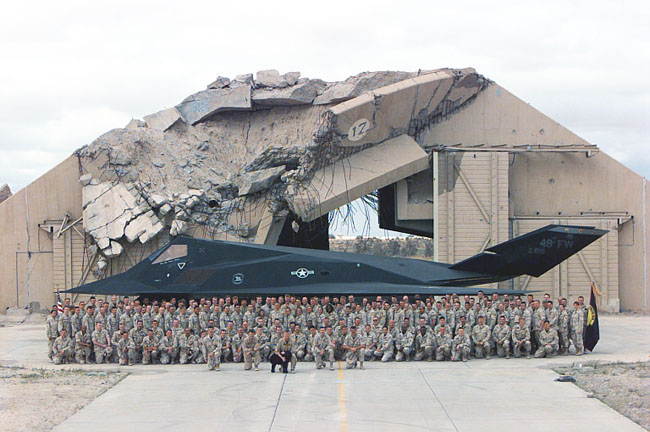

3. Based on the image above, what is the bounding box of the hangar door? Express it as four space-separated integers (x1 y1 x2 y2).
512 218 619 311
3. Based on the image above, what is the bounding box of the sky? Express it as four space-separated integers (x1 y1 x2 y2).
1 0 648 237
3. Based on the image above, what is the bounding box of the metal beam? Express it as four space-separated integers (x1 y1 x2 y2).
453 161 491 222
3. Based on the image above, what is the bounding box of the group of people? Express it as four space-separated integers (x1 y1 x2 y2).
47 291 589 372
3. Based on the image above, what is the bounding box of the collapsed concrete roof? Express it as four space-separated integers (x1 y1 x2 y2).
75 68 489 258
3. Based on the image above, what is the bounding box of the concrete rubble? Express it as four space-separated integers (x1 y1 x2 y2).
74 67 489 261
0 184 11 204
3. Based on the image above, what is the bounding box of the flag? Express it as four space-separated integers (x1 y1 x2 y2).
56 290 64 314
584 283 600 351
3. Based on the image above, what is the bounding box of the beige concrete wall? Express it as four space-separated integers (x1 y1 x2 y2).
418 82 648 311
0 155 83 311
511 152 648 311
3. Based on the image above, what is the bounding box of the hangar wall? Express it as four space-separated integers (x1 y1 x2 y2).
416 84 649 311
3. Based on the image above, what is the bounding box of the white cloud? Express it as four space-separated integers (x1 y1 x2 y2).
0 0 648 234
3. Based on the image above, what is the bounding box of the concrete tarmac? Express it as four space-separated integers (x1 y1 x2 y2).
1 315 648 432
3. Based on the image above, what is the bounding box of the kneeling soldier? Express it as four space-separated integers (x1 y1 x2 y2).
342 326 365 369
452 327 471 362
74 325 92 364
53 329 74 364
512 317 532 359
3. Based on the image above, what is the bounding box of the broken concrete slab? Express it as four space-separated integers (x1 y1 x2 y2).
124 210 163 243
207 76 231 89
124 119 145 130
252 80 326 106
287 135 429 221
170 219 188 237
0 183 13 204
234 166 285 196
147 194 168 208
313 71 417 105
103 240 123 258
143 107 182 131
83 182 144 243
283 72 301 86
78 175 93 186
234 73 253 84
255 69 288 88
176 85 252 125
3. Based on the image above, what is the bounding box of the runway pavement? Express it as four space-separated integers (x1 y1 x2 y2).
1 315 648 432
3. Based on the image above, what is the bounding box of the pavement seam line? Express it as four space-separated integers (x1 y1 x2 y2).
418 367 459 432
267 373 287 432
337 360 348 432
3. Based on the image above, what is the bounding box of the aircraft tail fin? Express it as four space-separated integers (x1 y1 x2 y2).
449 225 607 278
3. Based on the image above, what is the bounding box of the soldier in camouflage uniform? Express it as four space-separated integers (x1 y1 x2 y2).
472 316 491 359
52 329 74 364
177 328 193 365
492 316 511 359
374 326 394 363
434 326 452 361
242 329 261 371
291 326 307 361
74 324 92 364
451 327 471 362
91 322 112 364
395 328 414 362
557 304 570 355
274 331 296 373
414 325 434 361
205 328 222 371
128 321 146 364
534 321 559 358
219 329 232 363
46 309 59 361
159 329 178 364
511 317 532 358
570 301 585 355
142 328 160 365
116 331 132 365
342 326 365 369
256 326 271 361
313 327 335 370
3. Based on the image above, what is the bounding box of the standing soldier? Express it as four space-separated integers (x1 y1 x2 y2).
46 309 59 361
434 326 452 361
557 304 570 355
92 322 112 364
570 301 585 355
374 326 394 363
256 326 271 361
472 316 491 359
74 324 92 364
52 329 74 364
205 328 222 371
313 327 335 370
531 301 545 351
57 307 72 335
451 327 471 362
242 329 261 371
511 317 532 359
414 326 434 361
534 321 559 358
342 326 365 369
492 316 511 359
128 320 146 364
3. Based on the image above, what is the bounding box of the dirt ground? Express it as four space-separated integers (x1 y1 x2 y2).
0 366 127 432
554 361 650 431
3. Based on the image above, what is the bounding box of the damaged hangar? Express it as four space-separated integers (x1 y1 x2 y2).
0 68 647 312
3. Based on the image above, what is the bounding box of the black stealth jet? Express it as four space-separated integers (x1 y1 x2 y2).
65 224 607 298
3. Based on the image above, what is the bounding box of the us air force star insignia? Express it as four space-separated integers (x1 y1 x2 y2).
291 268 315 279
232 273 244 285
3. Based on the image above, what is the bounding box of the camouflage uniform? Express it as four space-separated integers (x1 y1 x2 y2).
374 332 394 362
204 334 222 370
343 333 365 369
434 332 452 361
46 315 59 359
74 330 92 364
395 330 414 362
492 323 511 358
52 334 74 364
534 327 559 358
414 331 435 361
511 323 532 358
558 309 570 354
128 327 146 364
142 334 159 365
159 335 178 364
570 308 585 355
116 336 132 365
91 328 112 364
471 324 491 359
313 333 335 369
452 332 471 362
275 338 297 372
242 334 261 370
291 332 307 360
